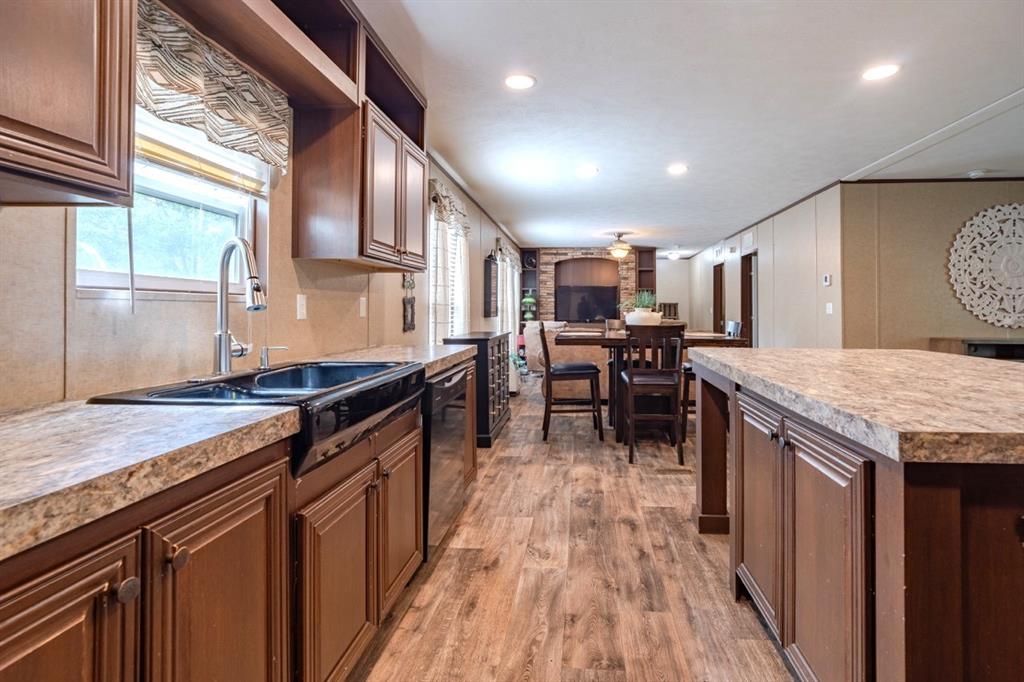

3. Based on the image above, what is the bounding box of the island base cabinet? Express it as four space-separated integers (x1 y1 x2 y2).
143 459 289 682
735 393 784 638
296 460 380 682
783 422 872 682
0 534 140 682
379 431 424 616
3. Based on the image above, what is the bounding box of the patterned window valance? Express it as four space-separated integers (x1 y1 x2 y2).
494 236 521 272
429 178 471 236
136 0 292 168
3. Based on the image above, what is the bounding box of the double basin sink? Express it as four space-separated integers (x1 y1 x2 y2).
90 361 427 475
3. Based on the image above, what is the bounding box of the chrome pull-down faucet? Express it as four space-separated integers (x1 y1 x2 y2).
214 236 266 375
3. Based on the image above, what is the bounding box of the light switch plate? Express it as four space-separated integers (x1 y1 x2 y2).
822 273 832 287
296 294 307 320
359 296 367 318
825 302 833 315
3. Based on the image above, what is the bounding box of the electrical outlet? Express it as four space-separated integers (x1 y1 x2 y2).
296 294 307 320
359 296 367 318
825 302 833 315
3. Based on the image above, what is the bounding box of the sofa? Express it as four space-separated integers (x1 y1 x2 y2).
523 321 609 400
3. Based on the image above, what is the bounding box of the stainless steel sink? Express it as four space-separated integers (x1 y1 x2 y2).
254 362 399 393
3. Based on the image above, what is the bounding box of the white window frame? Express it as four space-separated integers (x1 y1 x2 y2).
76 163 259 296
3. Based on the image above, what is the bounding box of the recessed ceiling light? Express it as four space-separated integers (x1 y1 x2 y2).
861 64 900 81
576 163 600 179
966 169 988 179
504 74 536 90
667 163 688 176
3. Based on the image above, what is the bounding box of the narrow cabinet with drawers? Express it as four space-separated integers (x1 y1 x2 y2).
444 332 511 447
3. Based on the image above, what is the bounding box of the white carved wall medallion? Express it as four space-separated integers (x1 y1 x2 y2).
948 203 1024 328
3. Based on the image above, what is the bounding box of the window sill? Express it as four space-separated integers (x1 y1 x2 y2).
76 288 245 304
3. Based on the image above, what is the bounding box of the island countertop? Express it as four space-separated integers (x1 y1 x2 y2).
689 347 1024 464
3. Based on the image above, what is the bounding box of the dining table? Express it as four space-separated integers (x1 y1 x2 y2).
555 327 749 534
554 327 749 427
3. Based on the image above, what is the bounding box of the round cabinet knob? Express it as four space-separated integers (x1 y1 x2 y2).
170 546 191 571
382 469 392 479
115 577 141 604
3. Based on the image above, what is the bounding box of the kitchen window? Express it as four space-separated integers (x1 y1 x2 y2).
76 109 268 295
427 210 471 344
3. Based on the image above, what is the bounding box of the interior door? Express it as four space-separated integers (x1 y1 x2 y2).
144 460 289 682
296 460 379 682
401 140 428 269
0 534 140 682
363 104 402 264
713 263 725 333
378 429 424 615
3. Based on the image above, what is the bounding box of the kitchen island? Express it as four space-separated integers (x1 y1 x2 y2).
690 348 1024 682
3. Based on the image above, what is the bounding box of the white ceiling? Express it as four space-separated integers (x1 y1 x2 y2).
355 0 1024 252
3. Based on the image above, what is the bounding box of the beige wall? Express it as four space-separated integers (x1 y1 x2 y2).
0 158 501 410
688 184 843 347
841 180 1024 349
655 257 690 322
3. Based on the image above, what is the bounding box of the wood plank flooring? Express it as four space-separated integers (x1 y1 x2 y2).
353 375 792 681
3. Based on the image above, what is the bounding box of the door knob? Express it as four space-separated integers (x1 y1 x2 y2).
114 577 141 604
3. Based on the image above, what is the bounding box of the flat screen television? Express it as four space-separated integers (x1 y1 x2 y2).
555 285 619 322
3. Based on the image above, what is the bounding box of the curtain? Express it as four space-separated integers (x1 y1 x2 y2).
428 179 472 343
136 0 291 168
495 237 522 392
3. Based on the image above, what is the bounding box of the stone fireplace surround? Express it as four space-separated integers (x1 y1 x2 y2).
536 247 637 321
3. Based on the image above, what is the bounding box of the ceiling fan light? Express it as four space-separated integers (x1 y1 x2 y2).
607 232 632 259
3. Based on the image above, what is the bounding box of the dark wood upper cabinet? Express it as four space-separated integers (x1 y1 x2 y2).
0 534 140 682
401 141 429 269
735 393 784 640
363 104 403 263
783 420 872 682
296 460 380 682
143 460 289 682
378 429 424 616
0 0 135 205
635 247 657 292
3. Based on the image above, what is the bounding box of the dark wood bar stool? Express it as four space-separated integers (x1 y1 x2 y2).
618 324 685 464
538 322 604 442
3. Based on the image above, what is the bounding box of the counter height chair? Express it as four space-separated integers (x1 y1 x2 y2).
538 322 604 442
618 324 685 464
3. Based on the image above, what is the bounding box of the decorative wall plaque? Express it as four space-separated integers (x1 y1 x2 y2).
948 203 1024 328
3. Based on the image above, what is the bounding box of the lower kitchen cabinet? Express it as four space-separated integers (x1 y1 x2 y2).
784 421 872 682
296 460 380 682
144 459 290 682
735 393 784 638
379 430 424 616
295 423 424 682
0 534 140 682
733 392 873 682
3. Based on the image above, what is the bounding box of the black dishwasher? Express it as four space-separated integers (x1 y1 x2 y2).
421 361 471 561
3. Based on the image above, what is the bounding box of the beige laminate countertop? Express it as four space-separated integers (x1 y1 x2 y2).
0 402 300 562
690 348 1024 464
0 343 478 563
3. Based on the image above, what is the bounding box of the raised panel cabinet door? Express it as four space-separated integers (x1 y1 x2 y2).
297 460 379 682
378 429 424 616
0 0 134 201
783 421 872 682
400 140 428 270
0 534 140 682
143 459 289 682
735 393 784 640
362 104 401 265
